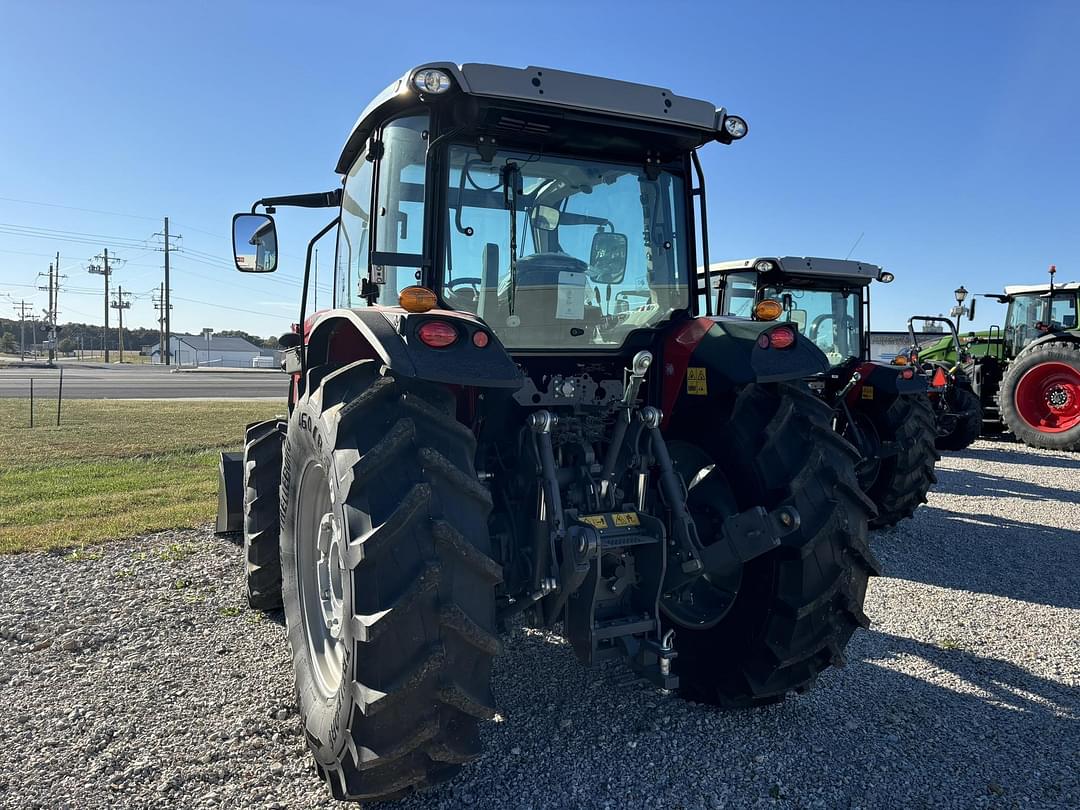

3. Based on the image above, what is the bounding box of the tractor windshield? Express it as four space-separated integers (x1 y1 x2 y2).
762 285 861 365
1004 291 1078 356
440 145 690 349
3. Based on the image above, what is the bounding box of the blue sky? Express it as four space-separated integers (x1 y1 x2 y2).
1 1 1077 338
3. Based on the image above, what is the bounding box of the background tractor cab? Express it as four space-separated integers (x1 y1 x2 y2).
712 256 939 528
219 63 879 804
918 268 1080 447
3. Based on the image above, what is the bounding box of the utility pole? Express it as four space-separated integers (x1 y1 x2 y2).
155 218 180 365
89 248 119 362
153 282 173 364
111 287 132 363
12 300 32 359
37 260 64 363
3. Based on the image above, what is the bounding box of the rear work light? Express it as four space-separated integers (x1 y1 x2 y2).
417 321 458 348
757 325 796 350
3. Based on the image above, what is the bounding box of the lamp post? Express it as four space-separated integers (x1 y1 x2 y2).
953 286 968 332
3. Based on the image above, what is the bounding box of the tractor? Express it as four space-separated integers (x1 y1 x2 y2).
902 315 982 451
918 267 1080 450
216 63 878 802
714 256 939 527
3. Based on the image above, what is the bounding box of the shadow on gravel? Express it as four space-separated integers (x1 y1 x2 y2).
860 630 1080 722
932 468 1079 502
877 507 1079 609
961 445 1080 470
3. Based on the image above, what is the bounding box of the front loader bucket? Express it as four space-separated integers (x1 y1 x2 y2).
215 451 244 535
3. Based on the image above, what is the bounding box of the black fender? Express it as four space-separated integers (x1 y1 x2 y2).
304 306 523 392
215 451 244 535
844 361 926 409
1014 329 1080 360
661 317 830 423
693 318 829 386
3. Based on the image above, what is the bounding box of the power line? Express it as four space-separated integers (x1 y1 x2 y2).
0 195 160 221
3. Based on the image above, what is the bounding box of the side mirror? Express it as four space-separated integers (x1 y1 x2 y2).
531 205 560 231
968 298 976 321
232 213 279 273
589 232 628 285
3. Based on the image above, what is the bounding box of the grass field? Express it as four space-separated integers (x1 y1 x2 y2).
0 398 284 553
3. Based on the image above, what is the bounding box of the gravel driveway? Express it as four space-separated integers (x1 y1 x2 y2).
1 438 1077 809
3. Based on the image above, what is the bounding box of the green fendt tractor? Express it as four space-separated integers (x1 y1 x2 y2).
215 63 878 802
714 256 939 528
918 267 1080 450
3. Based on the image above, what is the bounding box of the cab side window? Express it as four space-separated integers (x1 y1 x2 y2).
336 149 374 308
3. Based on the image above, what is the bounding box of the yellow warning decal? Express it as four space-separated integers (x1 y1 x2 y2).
861 386 874 400
687 367 708 395
612 512 640 527
579 514 608 529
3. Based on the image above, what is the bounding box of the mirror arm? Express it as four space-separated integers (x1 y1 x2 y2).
298 216 341 391
252 189 342 214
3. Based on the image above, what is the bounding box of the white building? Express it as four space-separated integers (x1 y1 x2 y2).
149 333 270 368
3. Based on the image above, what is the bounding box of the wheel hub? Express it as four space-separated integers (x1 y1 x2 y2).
316 512 345 641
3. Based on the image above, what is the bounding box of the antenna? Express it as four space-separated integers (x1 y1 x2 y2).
1049 263 1056 294
844 232 865 261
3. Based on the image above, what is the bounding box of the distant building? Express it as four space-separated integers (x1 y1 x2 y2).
149 333 274 367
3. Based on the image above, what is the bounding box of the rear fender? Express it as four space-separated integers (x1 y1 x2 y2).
303 307 523 394
846 361 926 408
662 317 830 424
215 451 244 535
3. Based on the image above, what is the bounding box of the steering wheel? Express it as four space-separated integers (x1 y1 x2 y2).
445 277 483 294
808 313 833 341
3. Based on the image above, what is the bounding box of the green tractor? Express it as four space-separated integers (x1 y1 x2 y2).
215 63 878 802
918 267 1080 450
714 256 939 528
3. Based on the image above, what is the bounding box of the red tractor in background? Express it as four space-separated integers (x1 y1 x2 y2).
715 256 939 528
215 64 879 803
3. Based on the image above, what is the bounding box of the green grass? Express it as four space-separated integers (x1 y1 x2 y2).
0 398 284 553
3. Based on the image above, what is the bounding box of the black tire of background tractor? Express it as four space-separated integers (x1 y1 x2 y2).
862 393 939 528
280 360 501 802
999 341 1080 451
936 385 982 452
243 419 286 610
671 382 880 708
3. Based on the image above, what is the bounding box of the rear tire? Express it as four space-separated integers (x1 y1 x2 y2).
935 385 981 452
243 419 285 610
999 341 1080 451
280 361 501 802
671 382 879 707
859 393 939 528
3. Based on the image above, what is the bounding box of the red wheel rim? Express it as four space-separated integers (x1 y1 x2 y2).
1014 361 1080 432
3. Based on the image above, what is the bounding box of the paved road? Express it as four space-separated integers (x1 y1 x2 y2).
0 363 288 399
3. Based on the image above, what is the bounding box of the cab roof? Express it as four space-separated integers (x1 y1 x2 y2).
708 256 885 286
1003 281 1079 296
336 62 731 174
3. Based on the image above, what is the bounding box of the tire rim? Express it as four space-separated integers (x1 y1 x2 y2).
296 462 346 697
1015 361 1080 433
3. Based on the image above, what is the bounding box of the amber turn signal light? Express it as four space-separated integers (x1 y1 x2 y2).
893 354 908 365
753 299 783 321
399 286 437 313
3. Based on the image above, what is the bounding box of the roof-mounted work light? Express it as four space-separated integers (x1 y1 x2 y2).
412 68 452 94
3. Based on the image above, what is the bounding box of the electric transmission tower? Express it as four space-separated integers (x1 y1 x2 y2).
110 287 132 363
153 218 181 365
89 248 122 362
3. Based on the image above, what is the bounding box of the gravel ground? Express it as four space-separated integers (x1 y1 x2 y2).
0 437 1077 810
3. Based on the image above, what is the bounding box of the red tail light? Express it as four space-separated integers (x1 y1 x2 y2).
901 368 915 380
767 326 796 349
417 321 458 348
472 329 490 348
